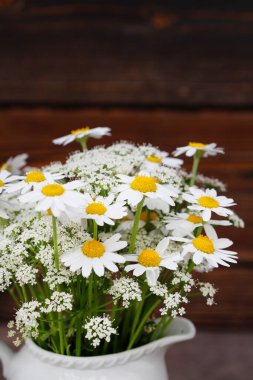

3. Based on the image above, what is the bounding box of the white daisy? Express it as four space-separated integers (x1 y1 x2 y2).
18 180 84 217
53 126 111 146
143 153 183 171
171 229 238 268
6 171 63 195
165 212 231 237
116 174 178 208
173 142 224 158
183 187 235 221
0 170 20 194
73 194 128 226
124 237 181 285
1 153 28 174
61 233 127 278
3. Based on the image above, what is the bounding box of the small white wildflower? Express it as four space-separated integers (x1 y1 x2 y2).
207 298 215 306
199 282 217 298
42 291 73 313
160 292 188 316
184 284 192 293
13 337 22 347
7 320 15 329
0 268 12 292
83 315 117 348
15 264 38 286
108 277 142 308
15 301 41 339
150 282 168 298
8 330 16 338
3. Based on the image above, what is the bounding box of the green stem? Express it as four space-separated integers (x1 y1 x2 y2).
127 299 161 350
52 215 65 355
52 216 59 269
93 220 98 240
22 285 29 302
189 151 203 186
77 137 88 151
129 197 145 253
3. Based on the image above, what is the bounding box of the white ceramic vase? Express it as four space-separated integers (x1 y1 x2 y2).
0 317 195 380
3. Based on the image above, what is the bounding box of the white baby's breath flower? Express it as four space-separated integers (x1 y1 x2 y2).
108 277 142 308
42 292 73 313
83 315 117 348
149 281 168 297
173 142 224 158
15 301 41 339
0 268 12 292
15 264 38 286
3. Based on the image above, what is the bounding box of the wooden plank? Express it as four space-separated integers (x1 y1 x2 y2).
187 267 253 327
1 1 253 106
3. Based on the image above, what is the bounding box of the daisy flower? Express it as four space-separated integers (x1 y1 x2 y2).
171 230 238 268
124 237 181 285
183 187 235 221
1 153 28 174
165 212 231 237
173 142 224 158
116 174 178 208
61 233 127 278
18 180 84 217
6 171 63 195
143 153 183 171
74 194 128 226
0 170 20 194
53 126 111 146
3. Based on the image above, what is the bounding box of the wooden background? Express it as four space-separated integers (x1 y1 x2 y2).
0 0 253 329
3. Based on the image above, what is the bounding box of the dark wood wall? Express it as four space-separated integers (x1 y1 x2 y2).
0 1 252 328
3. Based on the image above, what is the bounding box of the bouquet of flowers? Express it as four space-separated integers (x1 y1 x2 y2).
0 126 244 356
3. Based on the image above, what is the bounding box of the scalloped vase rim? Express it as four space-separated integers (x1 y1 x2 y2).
25 317 196 370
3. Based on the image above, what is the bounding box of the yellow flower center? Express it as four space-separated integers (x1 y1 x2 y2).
188 142 207 149
86 202 107 215
71 127 90 135
82 240 105 258
186 214 203 224
25 171 46 183
146 155 162 164
0 179 4 187
130 175 157 193
41 184 65 197
141 211 157 221
138 249 161 267
198 196 219 209
192 235 214 254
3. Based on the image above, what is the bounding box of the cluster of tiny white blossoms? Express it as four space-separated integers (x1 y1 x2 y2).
199 282 218 306
83 315 117 348
0 127 244 355
108 277 142 308
41 292 73 313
